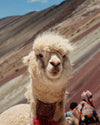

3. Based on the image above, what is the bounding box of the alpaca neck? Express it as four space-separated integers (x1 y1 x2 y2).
32 80 66 103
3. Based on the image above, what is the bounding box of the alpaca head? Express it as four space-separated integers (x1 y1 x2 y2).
23 32 72 87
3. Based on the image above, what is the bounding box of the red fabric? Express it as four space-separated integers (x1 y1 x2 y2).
36 100 56 119
33 117 58 125
34 100 58 125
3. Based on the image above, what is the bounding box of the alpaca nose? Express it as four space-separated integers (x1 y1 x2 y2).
50 61 60 67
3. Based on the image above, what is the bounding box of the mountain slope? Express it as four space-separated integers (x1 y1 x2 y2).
0 0 100 117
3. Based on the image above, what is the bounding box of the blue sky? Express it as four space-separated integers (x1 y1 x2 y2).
0 0 64 19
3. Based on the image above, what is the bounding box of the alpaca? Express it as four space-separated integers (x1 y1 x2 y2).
0 32 72 125
23 31 73 125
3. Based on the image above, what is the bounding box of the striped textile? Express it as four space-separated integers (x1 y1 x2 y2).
70 103 82 125
81 103 94 116
71 101 99 125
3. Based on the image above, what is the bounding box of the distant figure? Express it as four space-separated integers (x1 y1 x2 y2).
65 102 78 117
71 90 99 125
65 102 78 125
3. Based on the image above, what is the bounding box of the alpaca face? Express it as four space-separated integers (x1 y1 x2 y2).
39 52 63 79
35 50 71 81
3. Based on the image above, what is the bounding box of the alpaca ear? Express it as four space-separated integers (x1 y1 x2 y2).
23 51 35 65
23 55 30 65
66 43 73 55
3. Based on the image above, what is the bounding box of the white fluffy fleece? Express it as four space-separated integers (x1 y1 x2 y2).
0 32 72 125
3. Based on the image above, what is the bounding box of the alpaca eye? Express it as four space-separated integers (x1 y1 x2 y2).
39 54 43 58
63 55 66 58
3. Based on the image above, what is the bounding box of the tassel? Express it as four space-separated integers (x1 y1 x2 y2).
33 118 40 125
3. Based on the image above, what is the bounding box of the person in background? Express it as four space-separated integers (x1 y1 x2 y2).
65 102 78 117
71 90 99 125
65 102 78 125
80 90 99 124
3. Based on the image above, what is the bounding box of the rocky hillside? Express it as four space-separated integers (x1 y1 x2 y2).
0 0 100 117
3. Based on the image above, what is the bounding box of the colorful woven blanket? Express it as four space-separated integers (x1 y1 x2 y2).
71 101 99 125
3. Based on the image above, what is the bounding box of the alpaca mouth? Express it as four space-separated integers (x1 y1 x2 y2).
46 65 62 79
52 68 60 75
